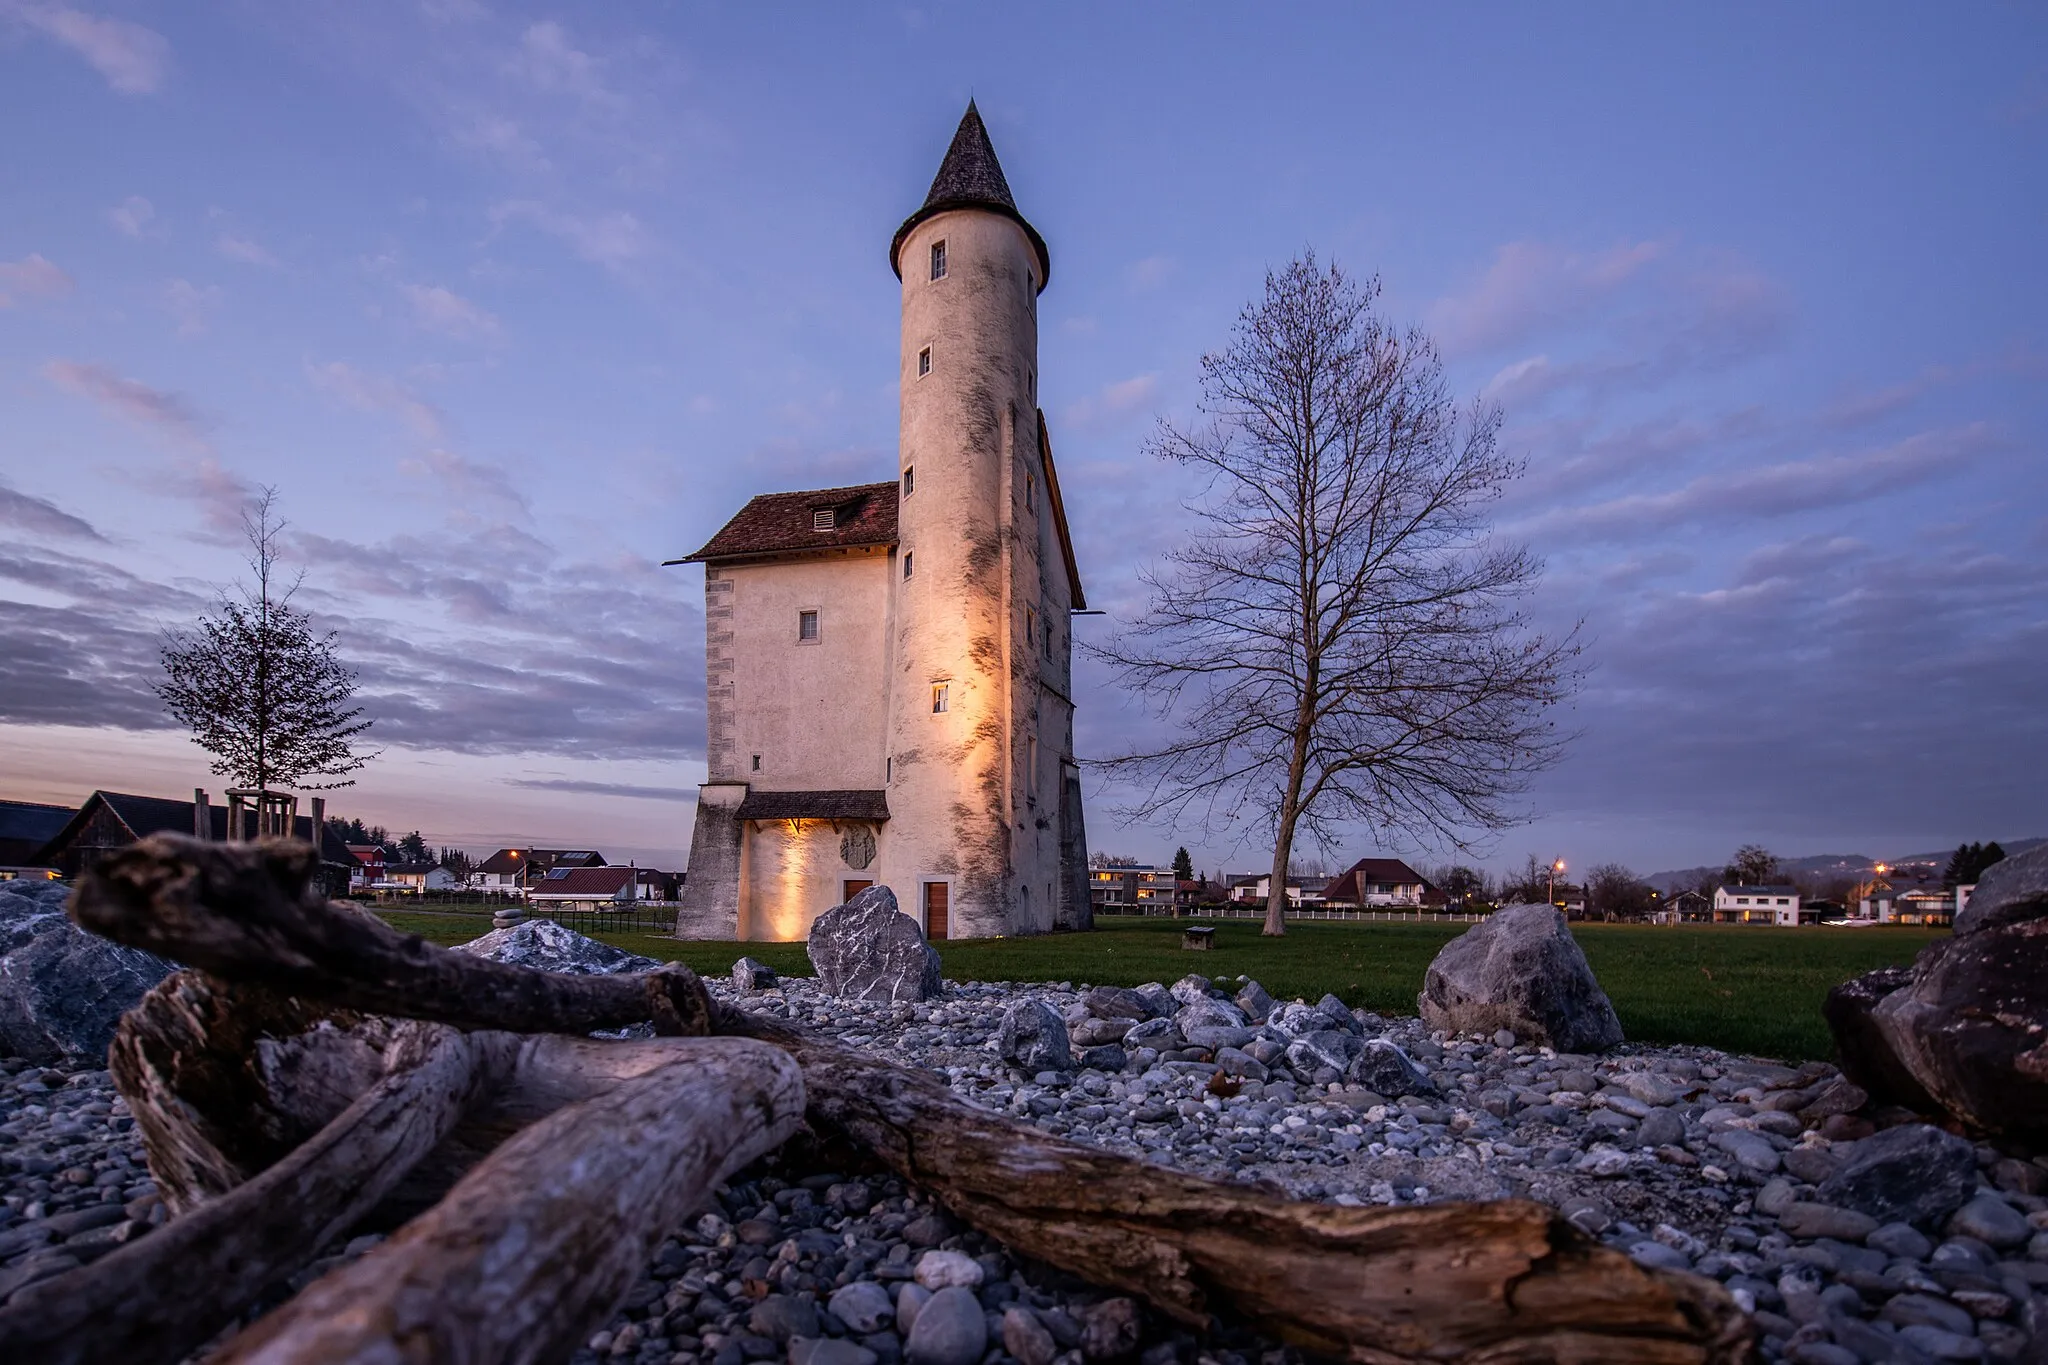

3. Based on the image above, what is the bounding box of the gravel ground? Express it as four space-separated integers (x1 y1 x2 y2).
3 971 2044 1364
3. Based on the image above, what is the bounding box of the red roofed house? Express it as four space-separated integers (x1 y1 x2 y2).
1321 858 1445 910
667 104 1090 944
524 865 639 907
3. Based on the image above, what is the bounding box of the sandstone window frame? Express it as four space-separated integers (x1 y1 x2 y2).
903 551 914 579
930 239 947 281
797 608 821 644
902 465 914 495
917 346 932 378
931 682 949 714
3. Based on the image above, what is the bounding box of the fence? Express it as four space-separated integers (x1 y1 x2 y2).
1092 904 1489 924
536 903 677 934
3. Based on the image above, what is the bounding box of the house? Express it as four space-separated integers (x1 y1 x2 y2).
469 848 607 896
1653 889 1713 925
525 866 639 907
670 104 1088 944
1859 886 1956 925
0 800 75 877
34 789 357 894
1226 875 1328 910
1320 858 1444 909
381 862 459 893
1713 884 1812 926
1088 864 1179 912
346 845 387 892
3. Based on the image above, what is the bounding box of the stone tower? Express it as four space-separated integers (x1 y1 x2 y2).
672 103 1088 942
872 101 1083 939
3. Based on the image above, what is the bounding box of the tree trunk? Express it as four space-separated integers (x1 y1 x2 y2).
208 1041 803 1365
0 1021 503 1365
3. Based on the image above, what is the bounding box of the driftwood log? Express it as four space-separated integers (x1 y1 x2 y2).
6 835 1753 1364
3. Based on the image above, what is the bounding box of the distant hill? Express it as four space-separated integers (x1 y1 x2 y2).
1644 837 2044 893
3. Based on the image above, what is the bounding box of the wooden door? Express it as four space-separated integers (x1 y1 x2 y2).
923 881 949 941
842 879 873 903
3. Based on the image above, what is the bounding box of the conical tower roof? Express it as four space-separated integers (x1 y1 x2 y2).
891 101 1049 289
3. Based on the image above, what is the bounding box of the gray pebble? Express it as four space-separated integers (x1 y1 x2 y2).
903 1286 985 1365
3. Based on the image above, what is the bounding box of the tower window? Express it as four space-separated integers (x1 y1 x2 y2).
1026 607 1036 646
931 683 949 713
902 466 914 495
812 508 835 531
917 347 932 378
797 609 820 642
903 551 913 579
930 240 947 280
751 754 761 771
1025 470 1035 503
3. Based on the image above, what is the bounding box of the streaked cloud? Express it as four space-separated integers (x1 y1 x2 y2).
2 1 171 95
508 777 695 801
215 234 278 267
402 282 502 342
40 359 208 447
488 199 652 270
306 360 448 443
161 278 221 337
106 194 154 238
0 480 106 542
1062 373 1159 430
1431 239 1666 356
0 253 73 306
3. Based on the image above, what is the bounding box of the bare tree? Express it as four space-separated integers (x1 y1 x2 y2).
1090 257 1581 935
1585 862 1652 922
156 489 375 805
1724 844 1779 886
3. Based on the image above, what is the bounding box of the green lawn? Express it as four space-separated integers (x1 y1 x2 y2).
376 912 1942 1063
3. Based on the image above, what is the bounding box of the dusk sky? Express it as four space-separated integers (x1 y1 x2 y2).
2 3 2044 878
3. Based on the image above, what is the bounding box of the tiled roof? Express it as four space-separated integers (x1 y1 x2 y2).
527 866 636 898
473 848 607 877
734 789 890 821
676 482 898 564
891 101 1049 289
1321 858 1444 905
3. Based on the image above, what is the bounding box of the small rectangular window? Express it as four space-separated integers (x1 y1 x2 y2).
798 610 819 642
902 466 914 495
812 509 835 531
751 754 761 771
931 683 949 714
1025 471 1034 503
903 551 913 579
1026 607 1036 645
917 347 931 378
930 240 946 280
1044 619 1053 653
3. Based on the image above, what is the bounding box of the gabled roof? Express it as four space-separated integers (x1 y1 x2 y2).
1717 884 1800 897
527 866 636 898
1322 857 1444 905
387 861 444 876
473 848 608 877
734 789 890 821
891 101 1050 289
0 800 75 864
674 482 899 566
1036 411 1086 610
34 790 354 866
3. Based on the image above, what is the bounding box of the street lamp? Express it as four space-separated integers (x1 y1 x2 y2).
1550 859 1566 907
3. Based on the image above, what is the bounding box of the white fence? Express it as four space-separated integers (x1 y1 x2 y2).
1092 904 1489 924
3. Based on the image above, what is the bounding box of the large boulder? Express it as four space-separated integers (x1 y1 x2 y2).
1955 842 2048 935
997 999 1073 1073
1416 904 1623 1052
0 883 173 1065
807 886 942 1003
1817 1124 1979 1229
454 919 658 974
1823 967 1936 1111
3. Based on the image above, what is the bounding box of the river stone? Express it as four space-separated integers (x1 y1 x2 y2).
1172 998 1246 1035
904 1285 986 1365
1946 1191 2031 1249
1347 1038 1434 1097
1866 917 2048 1140
1083 985 1152 1021
1315 994 1362 1034
997 999 1074 1072
1417 904 1624 1052
1070 1016 1135 1047
807 886 942 1003
1822 966 1935 1112
1818 1123 1979 1228
0 916 173 1065
1233 979 1276 1023
1131 982 1176 1018
1001 1306 1058 1365
828 1281 896 1334
1168 974 1212 1006
1955 842 2048 935
731 956 779 992
455 919 657 974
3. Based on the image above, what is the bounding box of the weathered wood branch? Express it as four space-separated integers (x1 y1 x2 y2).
721 1010 1753 1365
0 1020 505 1365
73 834 712 1037
208 1040 804 1365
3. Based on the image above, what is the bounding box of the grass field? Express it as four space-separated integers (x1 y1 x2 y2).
377 912 1941 1063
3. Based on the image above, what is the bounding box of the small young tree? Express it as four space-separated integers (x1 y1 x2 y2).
156 490 374 813
1091 257 1581 935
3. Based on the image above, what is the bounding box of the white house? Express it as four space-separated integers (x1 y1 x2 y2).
1227 875 1328 909
1713 884 1806 926
380 862 458 893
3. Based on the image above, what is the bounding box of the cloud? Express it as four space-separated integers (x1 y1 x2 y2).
166 457 261 537
107 194 154 238
447 110 551 173
1431 240 1666 355
507 778 695 802
1521 424 1994 541
0 480 105 542
41 359 208 447
401 282 502 341
161 278 221 336
505 21 618 108
1062 374 1159 430
397 448 530 517
0 253 73 306
306 360 447 443
1126 256 1174 290
489 200 652 270
215 234 278 267
3 1 171 95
